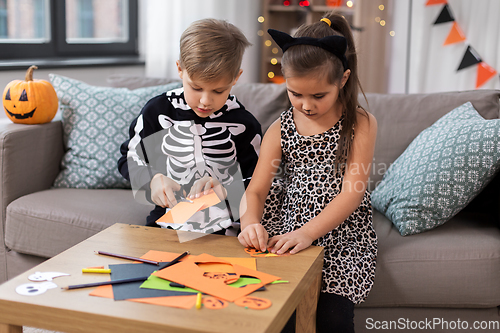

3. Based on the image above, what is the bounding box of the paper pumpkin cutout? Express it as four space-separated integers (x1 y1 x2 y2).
244 247 290 257
234 296 272 310
203 297 228 309
153 253 280 302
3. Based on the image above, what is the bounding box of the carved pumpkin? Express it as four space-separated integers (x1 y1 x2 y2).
3 65 58 124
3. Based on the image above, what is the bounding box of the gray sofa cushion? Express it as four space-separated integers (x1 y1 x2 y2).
5 189 152 258
362 212 500 307
361 90 500 190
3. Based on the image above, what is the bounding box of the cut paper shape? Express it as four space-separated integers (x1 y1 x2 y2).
156 190 221 225
90 285 197 309
16 282 57 296
140 274 201 293
140 250 257 271
109 262 195 300
476 62 498 88
153 253 280 302
203 272 240 284
234 296 272 310
156 201 204 224
203 297 228 309
28 271 70 282
457 45 482 71
443 22 466 45
426 0 447 6
244 247 290 257
433 4 454 24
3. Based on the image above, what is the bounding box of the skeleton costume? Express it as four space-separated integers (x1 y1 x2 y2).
118 87 262 234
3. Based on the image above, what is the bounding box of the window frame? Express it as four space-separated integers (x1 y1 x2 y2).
0 0 138 60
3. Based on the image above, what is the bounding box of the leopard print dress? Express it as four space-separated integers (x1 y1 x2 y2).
262 108 377 304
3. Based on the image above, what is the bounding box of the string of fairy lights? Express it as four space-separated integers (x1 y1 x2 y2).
258 1 395 82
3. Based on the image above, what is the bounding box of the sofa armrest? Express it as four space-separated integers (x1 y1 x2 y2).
0 120 64 230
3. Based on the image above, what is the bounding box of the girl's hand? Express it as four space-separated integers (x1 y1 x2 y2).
150 174 181 208
238 224 269 253
268 229 314 255
188 176 227 200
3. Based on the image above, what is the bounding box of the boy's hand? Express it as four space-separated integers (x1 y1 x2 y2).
150 174 181 208
268 229 314 255
238 224 269 253
188 176 227 200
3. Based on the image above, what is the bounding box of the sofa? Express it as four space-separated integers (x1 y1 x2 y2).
0 74 499 332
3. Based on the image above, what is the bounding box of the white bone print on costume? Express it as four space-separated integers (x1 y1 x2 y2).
159 115 245 185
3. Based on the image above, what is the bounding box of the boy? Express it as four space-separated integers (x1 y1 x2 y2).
118 19 262 235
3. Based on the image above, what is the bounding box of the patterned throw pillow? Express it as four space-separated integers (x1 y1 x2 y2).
371 102 500 236
49 74 182 189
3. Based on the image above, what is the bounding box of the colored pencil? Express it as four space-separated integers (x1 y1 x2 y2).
62 276 149 290
96 250 160 265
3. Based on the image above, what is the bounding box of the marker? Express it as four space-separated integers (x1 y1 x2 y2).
159 251 190 271
82 268 111 274
196 292 202 309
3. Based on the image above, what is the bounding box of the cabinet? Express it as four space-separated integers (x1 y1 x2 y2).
259 0 357 83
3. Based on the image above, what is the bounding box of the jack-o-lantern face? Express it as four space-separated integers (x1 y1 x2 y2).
2 65 58 124
3 87 37 120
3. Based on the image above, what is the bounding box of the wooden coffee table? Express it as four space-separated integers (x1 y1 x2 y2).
0 223 324 333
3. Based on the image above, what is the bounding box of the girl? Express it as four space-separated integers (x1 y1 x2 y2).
238 12 377 332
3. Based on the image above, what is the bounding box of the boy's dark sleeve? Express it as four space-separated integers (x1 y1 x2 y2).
117 94 168 201
234 110 263 187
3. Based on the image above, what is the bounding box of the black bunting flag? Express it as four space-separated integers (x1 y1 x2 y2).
457 46 482 71
434 4 454 25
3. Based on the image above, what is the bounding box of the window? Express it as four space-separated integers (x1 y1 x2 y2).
0 0 138 60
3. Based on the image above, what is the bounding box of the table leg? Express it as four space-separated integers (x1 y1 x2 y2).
296 271 322 333
0 324 22 333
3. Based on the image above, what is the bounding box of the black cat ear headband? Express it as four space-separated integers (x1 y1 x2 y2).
268 18 349 71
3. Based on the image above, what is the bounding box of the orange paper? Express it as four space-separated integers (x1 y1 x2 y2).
425 0 447 5
443 22 466 45
156 190 221 224
89 285 197 309
140 250 257 271
476 62 497 88
153 253 280 302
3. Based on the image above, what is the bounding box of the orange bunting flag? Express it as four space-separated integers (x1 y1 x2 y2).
426 0 447 5
443 22 466 45
476 62 497 89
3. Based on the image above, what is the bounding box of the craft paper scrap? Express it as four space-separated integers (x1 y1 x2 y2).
244 247 290 257
152 253 280 302
89 285 197 309
110 263 195 300
140 250 257 271
156 190 221 224
156 201 204 224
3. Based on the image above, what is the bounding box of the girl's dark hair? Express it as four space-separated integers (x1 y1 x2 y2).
281 11 367 168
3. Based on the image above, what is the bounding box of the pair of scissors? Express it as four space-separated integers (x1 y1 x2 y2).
174 185 193 204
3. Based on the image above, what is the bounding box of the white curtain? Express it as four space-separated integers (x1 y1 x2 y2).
388 0 500 93
143 0 262 83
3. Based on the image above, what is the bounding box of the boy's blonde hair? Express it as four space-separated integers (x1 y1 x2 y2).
179 18 251 82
